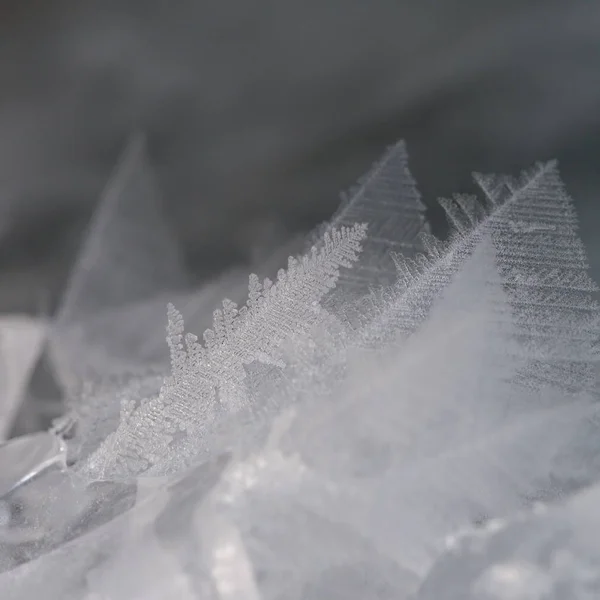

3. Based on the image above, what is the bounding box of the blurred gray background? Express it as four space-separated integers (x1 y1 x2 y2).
0 0 599 314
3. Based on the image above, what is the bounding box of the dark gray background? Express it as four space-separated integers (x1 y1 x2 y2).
1 0 599 314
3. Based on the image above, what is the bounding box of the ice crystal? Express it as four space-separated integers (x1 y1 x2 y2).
312 140 429 303
364 160 600 385
83 224 366 480
14 134 189 435
0 316 47 439
49 133 188 388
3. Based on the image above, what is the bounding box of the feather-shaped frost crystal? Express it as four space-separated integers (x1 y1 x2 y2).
431 161 599 394
313 140 429 302
83 223 367 480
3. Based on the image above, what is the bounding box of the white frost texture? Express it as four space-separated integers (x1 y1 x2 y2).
0 138 599 599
